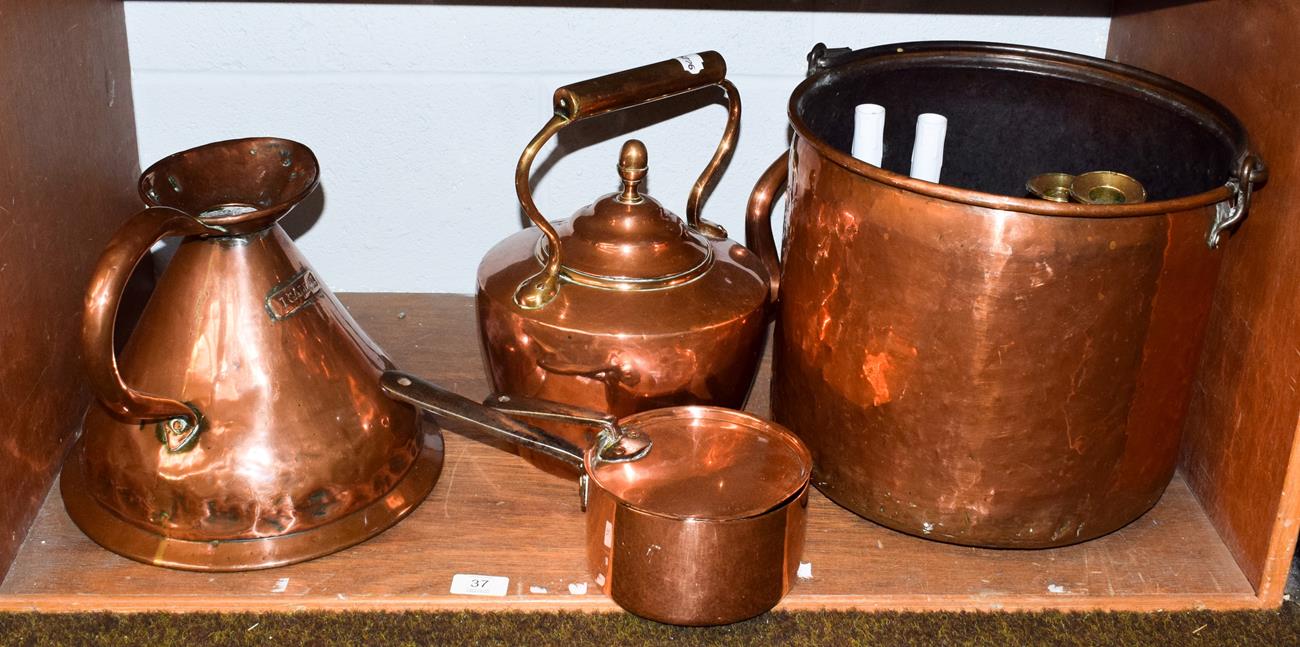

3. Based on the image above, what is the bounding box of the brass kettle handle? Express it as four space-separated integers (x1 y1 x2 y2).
514 51 741 309
83 206 217 452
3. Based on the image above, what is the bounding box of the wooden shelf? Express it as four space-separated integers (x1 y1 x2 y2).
0 293 1260 612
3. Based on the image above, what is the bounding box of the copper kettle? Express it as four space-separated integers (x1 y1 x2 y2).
61 137 443 571
477 53 771 441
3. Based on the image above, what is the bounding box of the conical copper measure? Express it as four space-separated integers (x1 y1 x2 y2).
62 137 443 571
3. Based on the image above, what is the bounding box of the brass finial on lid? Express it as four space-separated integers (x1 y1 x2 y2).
617 139 648 204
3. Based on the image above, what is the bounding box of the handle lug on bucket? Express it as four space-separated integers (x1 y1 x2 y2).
806 43 854 76
1208 156 1262 248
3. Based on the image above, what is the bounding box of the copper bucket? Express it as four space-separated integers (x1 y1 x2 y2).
745 42 1267 548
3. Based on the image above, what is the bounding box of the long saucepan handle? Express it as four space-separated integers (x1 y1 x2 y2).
485 393 651 464
486 392 618 434
83 206 220 453
379 370 586 472
744 153 790 303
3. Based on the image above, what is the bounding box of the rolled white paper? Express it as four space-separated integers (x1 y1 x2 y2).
909 112 948 183
851 103 886 167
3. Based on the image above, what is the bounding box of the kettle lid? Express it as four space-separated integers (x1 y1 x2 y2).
542 140 713 289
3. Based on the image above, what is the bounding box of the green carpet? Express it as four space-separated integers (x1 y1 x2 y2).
2 607 1298 646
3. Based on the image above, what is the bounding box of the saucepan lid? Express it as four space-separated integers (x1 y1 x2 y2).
586 406 811 520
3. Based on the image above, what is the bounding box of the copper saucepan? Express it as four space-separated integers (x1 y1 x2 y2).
379 370 811 626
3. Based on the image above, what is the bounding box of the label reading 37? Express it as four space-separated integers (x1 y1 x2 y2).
450 573 509 597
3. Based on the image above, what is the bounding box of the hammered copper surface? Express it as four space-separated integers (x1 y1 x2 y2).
380 370 810 626
480 55 769 446
64 138 441 571
747 42 1264 548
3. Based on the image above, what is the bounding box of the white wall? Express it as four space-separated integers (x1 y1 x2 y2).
124 2 1109 293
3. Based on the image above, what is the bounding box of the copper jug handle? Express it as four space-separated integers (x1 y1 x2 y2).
513 51 741 309
83 206 218 452
744 153 789 303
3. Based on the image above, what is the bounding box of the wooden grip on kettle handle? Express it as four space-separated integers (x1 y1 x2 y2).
83 206 214 452
745 153 789 304
553 51 727 121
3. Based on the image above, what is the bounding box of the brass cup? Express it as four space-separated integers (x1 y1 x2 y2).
1026 172 1076 202
1070 171 1147 205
